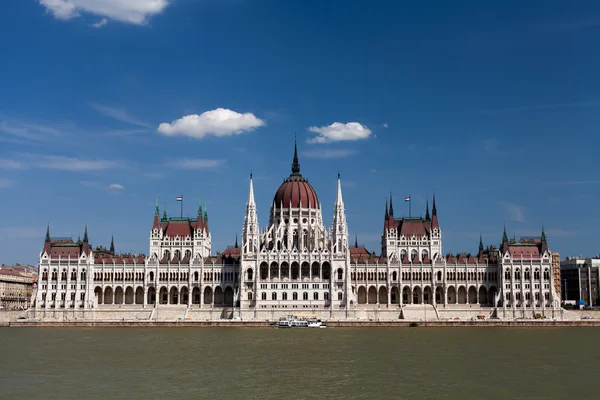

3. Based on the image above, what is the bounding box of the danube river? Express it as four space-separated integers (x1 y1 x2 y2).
1 327 597 399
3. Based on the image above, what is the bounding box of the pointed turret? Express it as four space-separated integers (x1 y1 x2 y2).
235 234 239 248
501 224 509 252
153 196 161 229
355 234 358 248
335 172 343 206
541 225 548 253
162 202 167 221
384 199 389 230
291 136 300 175
83 225 88 243
332 173 348 254
431 194 439 229
478 234 484 254
242 173 259 255
203 203 209 232
110 235 115 254
425 200 430 221
45 225 50 243
389 193 394 217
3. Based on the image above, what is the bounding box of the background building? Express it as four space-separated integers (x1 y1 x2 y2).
560 257 600 307
0 266 36 310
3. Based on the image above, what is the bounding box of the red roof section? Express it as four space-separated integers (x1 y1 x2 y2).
509 245 540 258
273 175 319 209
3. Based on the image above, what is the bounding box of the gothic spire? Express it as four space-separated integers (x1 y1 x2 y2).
425 200 430 221
110 235 115 253
479 234 484 253
248 173 255 206
235 234 239 248
389 193 394 217
198 199 203 217
291 136 300 175
162 201 167 221
432 193 437 216
502 224 508 243
385 199 389 220
355 234 358 248
45 224 50 243
155 195 160 217
83 224 88 243
335 172 343 205
204 202 208 221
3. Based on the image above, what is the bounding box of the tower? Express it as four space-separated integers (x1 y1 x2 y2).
331 173 348 254
242 173 259 255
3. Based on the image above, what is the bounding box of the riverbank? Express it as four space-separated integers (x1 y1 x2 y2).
5 319 600 327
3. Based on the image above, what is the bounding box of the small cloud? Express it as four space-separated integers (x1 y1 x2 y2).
502 202 526 223
158 108 265 139
382 123 388 128
0 159 25 169
92 17 107 28
0 119 66 142
301 149 357 159
169 158 225 169
307 122 372 144
38 0 170 25
91 104 152 128
342 180 358 189
0 178 16 189
108 183 124 190
37 155 122 171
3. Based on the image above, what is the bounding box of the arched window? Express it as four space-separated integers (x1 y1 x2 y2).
302 229 308 249
543 268 550 280
194 271 199 281
411 249 418 261
524 269 530 280
534 268 540 280
149 271 154 281
313 292 318 300
247 268 253 281
261 292 267 300
422 250 429 260
437 271 442 281
338 292 343 300
337 268 343 280
303 292 308 300
185 250 191 259
164 250 171 260
505 268 511 280
515 269 521 280
174 250 181 259
392 271 397 281
272 292 277 300
293 292 298 300
283 292 288 300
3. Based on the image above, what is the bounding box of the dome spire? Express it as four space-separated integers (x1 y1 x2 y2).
291 135 300 175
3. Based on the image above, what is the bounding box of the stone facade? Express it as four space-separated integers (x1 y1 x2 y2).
0 269 35 310
33 143 562 320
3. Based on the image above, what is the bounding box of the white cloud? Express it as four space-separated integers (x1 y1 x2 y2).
0 159 25 169
0 179 16 189
108 183 124 190
92 18 108 28
382 123 388 128
307 122 372 143
37 155 121 171
1 154 122 172
157 108 265 139
169 158 225 169
0 120 66 142
301 149 357 159
39 0 170 25
91 104 152 128
502 202 526 223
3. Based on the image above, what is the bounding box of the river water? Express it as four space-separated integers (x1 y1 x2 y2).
1 327 596 399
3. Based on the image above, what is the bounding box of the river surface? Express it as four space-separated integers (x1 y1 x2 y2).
0 327 597 399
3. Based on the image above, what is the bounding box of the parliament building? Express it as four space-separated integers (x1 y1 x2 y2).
33 143 562 321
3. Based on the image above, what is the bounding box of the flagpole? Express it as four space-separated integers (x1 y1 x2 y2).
181 197 183 218
409 195 411 218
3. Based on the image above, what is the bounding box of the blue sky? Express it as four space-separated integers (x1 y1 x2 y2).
1 0 600 265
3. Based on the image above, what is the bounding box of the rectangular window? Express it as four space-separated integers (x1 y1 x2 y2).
338 292 342 300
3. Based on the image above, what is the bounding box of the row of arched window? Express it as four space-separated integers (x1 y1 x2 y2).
504 268 550 281
258 291 330 301
41 269 86 281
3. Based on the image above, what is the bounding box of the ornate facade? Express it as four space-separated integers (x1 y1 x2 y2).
33 143 562 320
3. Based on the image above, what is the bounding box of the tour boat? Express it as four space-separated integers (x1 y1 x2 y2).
276 315 327 328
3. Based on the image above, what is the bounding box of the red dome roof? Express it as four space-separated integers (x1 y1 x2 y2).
273 140 319 209
274 175 319 209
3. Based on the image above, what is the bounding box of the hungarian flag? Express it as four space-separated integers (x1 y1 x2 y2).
404 196 411 202
176 196 183 201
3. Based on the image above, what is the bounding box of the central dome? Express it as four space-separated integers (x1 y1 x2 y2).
273 141 319 209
